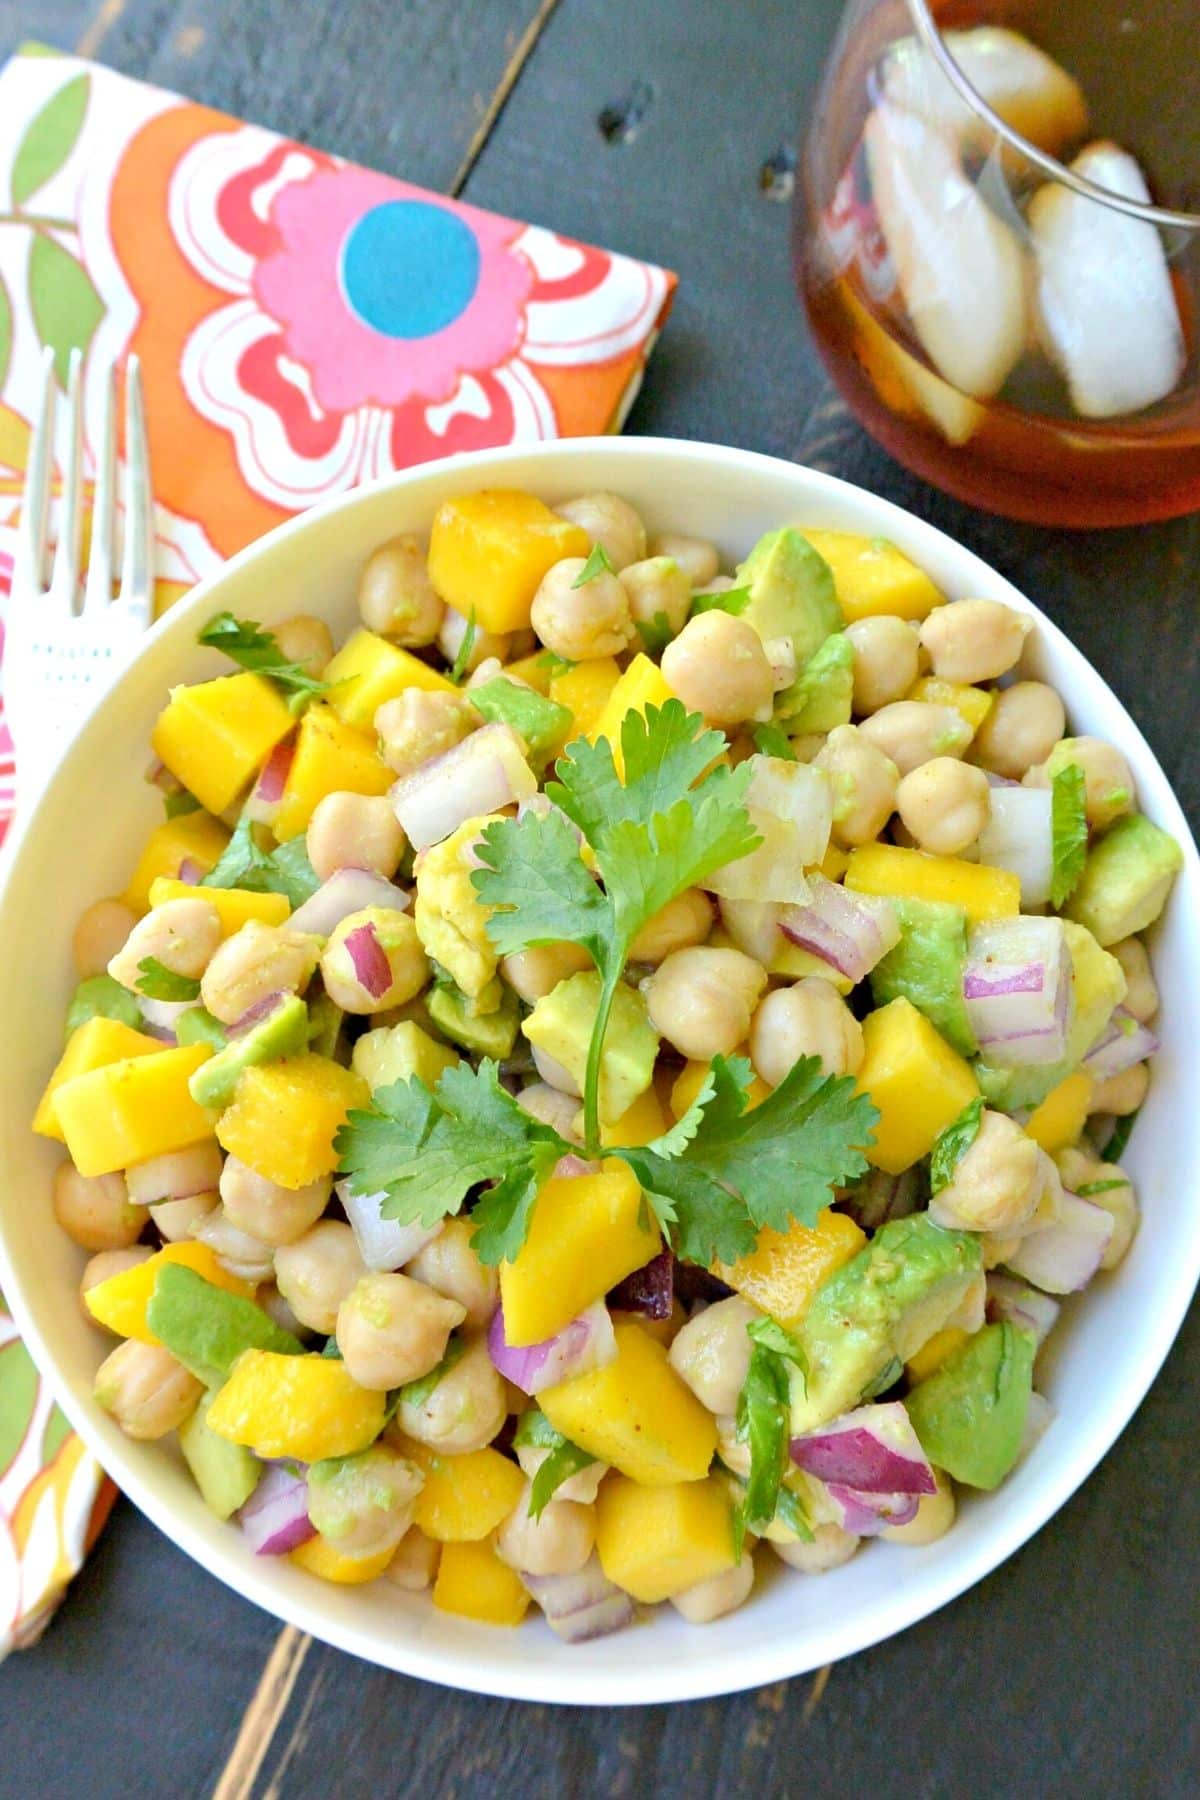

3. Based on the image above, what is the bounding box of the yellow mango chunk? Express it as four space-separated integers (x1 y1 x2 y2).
595 1476 736 1603
500 1161 660 1346
428 490 590 635
716 1209 867 1331
84 1240 254 1342
540 1322 716 1485
123 812 231 912
800 529 946 624
324 628 454 733
670 1050 770 1121
845 843 1019 924
433 1538 530 1626
216 1054 368 1189
274 703 392 841
34 1016 163 1140
908 675 993 736
152 673 294 815
856 997 980 1175
207 1350 385 1461
819 842 851 883
502 651 552 696
290 1536 395 1585
399 1440 526 1542
590 654 677 775
769 940 854 991
147 877 290 936
600 1083 667 1147
1025 1070 1094 1155
905 1326 969 1385
550 656 621 742
56 1044 216 1177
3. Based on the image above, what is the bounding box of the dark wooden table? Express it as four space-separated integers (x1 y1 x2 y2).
1 2 1197 1795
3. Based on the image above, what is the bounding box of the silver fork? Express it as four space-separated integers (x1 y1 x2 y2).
4 345 154 806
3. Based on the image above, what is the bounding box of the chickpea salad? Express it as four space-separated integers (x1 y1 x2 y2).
37 488 1182 1637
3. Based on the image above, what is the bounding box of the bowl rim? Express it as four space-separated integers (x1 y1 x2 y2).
1 434 1197 1705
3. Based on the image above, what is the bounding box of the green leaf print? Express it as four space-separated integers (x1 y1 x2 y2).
11 73 90 209
0 275 11 391
42 1403 73 1465
28 231 104 387
0 1337 40 1480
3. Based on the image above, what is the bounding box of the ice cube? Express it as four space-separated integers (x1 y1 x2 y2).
1029 140 1186 419
864 103 1029 400
884 27 1089 161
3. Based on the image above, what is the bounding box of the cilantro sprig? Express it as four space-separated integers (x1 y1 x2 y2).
733 1317 808 1554
201 818 321 908
199 611 328 707
513 1409 597 1518
1050 762 1088 909
447 608 478 684
929 1097 984 1193
571 543 616 587
136 958 201 1002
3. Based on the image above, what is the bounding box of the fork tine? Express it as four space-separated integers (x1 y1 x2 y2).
82 363 117 614
13 347 56 597
47 348 85 617
118 354 154 629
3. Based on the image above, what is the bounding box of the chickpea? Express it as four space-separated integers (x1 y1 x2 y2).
750 978 864 1087
126 1143 223 1207
845 615 921 715
307 1444 425 1558
94 1340 202 1439
671 1555 755 1624
815 725 899 847
336 1272 466 1390
1030 737 1135 832
643 946 767 1060
529 1047 581 1097
628 888 714 965
320 907 428 1014
464 655 506 690
919 598 1030 684
358 535 443 646
192 1207 276 1283
515 1445 607 1504
81 1247 153 1322
273 614 334 679
530 558 635 662
218 1156 331 1247
500 941 593 1004
108 898 223 994
669 1296 760 1416
385 1526 440 1590
395 1334 505 1454
647 531 721 587
54 1161 146 1252
306 792 405 883
516 1081 583 1143
438 604 511 674
972 682 1065 779
73 897 139 979
257 1282 311 1340
619 556 691 639
881 1469 956 1544
660 612 773 727
149 1191 218 1243
1111 937 1158 1022
1058 1157 1138 1268
556 491 646 571
895 757 991 856
375 688 479 777
495 1482 596 1576
858 701 971 775
274 1221 367 1333
200 921 320 1025
772 1524 861 1573
403 1217 497 1330
1089 1061 1150 1117
928 1111 1047 1234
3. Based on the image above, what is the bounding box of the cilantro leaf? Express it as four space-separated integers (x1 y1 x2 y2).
600 777 758 938
512 1409 561 1451
468 676 573 757
1050 762 1088 909
473 808 615 968
634 611 674 657
537 649 575 678
164 788 202 820
66 975 142 1038
448 608 478 685
198 611 327 700
773 1483 814 1542
397 1335 467 1411
201 818 320 907
747 1315 808 1380
514 1410 599 1517
1103 1109 1138 1162
752 722 797 761
571 543 616 587
136 958 201 1002
929 1096 984 1193
734 1340 792 1551
548 701 728 842
690 584 751 617
1076 1177 1130 1196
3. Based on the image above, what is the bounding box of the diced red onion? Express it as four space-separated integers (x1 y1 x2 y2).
177 856 205 886
779 873 900 982
487 1299 617 1393
608 1250 674 1320
521 1556 635 1642
790 1402 936 1496
391 722 537 852
138 995 190 1040
985 1273 1061 1346
289 869 409 937
553 1154 600 1178
1003 1192 1114 1294
983 771 1020 788
344 922 393 1000
334 1179 443 1272
243 739 295 824
977 786 1054 907
962 916 1071 1067
227 992 287 1038
706 759 832 904
238 1463 314 1555
1082 1006 1159 1081
821 1482 920 1536
126 1142 223 1206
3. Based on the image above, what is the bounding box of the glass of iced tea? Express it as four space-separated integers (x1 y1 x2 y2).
797 0 1200 525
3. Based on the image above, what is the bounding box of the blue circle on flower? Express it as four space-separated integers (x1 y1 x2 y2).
339 200 481 339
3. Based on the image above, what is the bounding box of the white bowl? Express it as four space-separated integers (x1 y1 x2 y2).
1 438 1196 1705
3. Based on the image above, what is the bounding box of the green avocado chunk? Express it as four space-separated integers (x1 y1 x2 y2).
428 978 519 1058
777 632 855 734
1065 812 1183 947
735 528 843 664
146 1263 303 1384
306 988 346 1062
869 896 977 1058
176 1007 228 1052
790 1215 982 1435
469 676 573 758
178 1391 262 1520
65 975 143 1039
906 1321 1036 1489
188 993 309 1108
